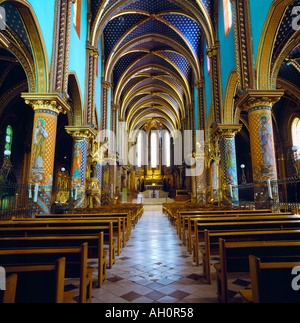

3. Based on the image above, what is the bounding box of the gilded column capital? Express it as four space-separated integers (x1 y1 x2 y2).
212 124 242 138
65 126 97 139
206 44 220 58
101 80 112 90
111 104 120 112
21 93 71 115
195 80 204 89
86 44 100 57
235 89 285 112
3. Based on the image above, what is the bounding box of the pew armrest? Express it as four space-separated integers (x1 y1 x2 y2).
63 290 75 303
239 290 253 303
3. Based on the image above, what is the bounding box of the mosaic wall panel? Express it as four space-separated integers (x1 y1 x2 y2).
219 136 239 206
248 107 279 207
29 110 58 215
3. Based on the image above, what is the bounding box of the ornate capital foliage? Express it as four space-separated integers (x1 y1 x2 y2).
65 126 97 139
212 124 242 138
235 89 285 112
21 93 71 115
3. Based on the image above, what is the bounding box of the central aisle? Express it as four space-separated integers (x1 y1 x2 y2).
84 206 248 303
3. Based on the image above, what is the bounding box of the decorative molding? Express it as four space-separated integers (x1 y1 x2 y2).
235 89 285 111
21 93 71 115
212 124 242 138
230 0 255 90
65 126 97 139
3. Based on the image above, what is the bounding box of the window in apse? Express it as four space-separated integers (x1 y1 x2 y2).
137 132 142 167
4 125 12 160
223 0 233 38
165 131 171 167
151 132 158 168
292 117 300 160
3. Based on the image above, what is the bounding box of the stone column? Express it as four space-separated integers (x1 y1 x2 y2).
236 90 284 209
65 126 95 208
108 104 119 203
22 93 71 215
99 80 112 205
195 80 206 204
207 45 223 124
86 46 100 125
212 124 242 206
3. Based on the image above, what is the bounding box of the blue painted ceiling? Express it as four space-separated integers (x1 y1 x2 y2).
1 2 33 56
92 0 210 131
273 0 300 89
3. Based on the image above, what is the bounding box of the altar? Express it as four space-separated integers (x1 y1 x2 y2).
148 190 160 198
145 185 163 191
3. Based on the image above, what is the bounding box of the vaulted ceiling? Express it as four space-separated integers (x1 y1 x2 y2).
90 0 216 133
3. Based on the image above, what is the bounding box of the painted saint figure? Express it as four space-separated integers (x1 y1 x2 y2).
32 119 48 169
258 114 274 167
72 143 82 186
225 141 236 184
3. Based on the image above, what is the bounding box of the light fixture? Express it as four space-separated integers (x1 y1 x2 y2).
240 164 247 185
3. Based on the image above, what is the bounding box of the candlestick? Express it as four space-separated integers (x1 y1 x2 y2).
33 183 39 202
267 179 273 199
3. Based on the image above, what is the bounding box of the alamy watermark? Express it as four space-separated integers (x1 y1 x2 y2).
93 123 205 177
292 6 300 30
0 6 6 31
292 266 300 291
0 266 5 291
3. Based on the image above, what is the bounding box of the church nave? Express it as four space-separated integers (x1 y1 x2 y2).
65 207 248 304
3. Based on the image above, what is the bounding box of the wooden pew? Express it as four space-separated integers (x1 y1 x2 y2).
0 223 115 268
0 243 93 303
185 213 294 253
192 218 300 267
34 212 131 242
179 210 290 245
0 274 18 303
0 257 70 303
66 203 144 228
177 209 274 238
239 255 300 303
5 218 124 257
0 232 106 288
215 239 300 303
201 229 300 284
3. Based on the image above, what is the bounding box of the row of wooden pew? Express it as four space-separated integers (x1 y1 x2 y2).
163 203 300 303
0 205 144 303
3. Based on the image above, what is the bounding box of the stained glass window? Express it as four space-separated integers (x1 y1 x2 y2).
4 125 12 160
165 131 171 167
151 132 158 168
137 132 142 167
292 117 300 160
73 0 82 38
223 0 233 38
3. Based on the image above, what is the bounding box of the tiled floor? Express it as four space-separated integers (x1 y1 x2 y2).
66 205 251 303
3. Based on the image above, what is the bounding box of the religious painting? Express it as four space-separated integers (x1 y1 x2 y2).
72 142 82 187
225 140 237 185
31 118 48 183
102 165 109 192
210 161 218 200
258 114 276 178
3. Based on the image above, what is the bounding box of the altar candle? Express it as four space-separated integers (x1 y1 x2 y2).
28 184 32 199
33 183 39 202
267 179 273 198
75 187 78 200
229 185 233 198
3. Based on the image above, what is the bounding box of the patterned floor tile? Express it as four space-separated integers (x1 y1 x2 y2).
66 206 249 304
